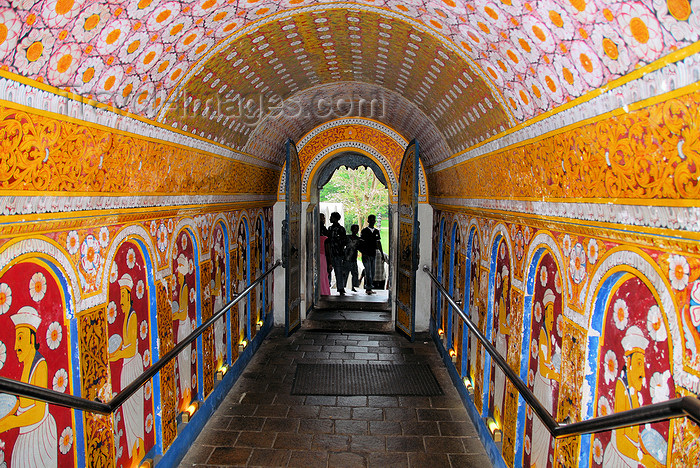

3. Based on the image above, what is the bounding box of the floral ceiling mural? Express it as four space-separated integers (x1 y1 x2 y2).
0 0 697 164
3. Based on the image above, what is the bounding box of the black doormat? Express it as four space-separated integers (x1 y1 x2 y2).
291 363 443 396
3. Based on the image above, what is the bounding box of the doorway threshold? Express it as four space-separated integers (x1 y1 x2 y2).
303 308 393 333
317 290 390 311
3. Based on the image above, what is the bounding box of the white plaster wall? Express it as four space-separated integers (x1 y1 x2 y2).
273 200 286 326
415 203 434 332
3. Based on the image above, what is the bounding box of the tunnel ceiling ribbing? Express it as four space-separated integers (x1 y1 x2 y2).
0 0 696 167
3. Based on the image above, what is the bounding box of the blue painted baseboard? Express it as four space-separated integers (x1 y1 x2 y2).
156 312 274 467
430 318 508 468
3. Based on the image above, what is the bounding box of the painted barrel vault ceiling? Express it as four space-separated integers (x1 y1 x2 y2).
0 0 697 166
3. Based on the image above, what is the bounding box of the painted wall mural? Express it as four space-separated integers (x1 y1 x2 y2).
524 251 563 468
171 229 198 414
429 88 700 206
488 235 512 430
591 274 672 467
235 217 250 343
210 222 227 372
0 205 274 466
0 260 77 467
431 207 700 467
107 240 155 467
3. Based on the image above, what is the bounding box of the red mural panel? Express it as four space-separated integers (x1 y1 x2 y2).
489 238 511 428
523 252 563 468
467 230 482 387
107 242 155 466
211 224 227 371
172 230 198 413
592 276 673 467
236 220 249 341
0 262 76 466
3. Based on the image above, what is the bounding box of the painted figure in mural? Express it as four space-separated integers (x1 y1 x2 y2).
237 222 248 339
172 254 192 412
468 234 481 385
109 274 145 465
0 306 57 467
603 326 663 467
493 265 510 426
531 289 560 468
211 239 226 370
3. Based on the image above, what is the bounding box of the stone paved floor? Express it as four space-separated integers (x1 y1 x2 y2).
178 328 493 468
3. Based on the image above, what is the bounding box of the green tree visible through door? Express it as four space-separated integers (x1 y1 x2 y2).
320 166 388 244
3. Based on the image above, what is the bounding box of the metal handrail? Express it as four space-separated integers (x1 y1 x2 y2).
0 260 282 415
423 265 700 437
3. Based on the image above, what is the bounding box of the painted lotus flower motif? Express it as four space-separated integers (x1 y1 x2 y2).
668 254 689 290
66 230 80 255
143 349 151 368
126 248 137 269
80 235 102 276
597 395 612 417
647 305 667 342
0 283 11 315
650 370 671 404
524 434 531 455
46 321 62 350
603 349 618 385
181 234 188 250
514 230 525 260
540 267 548 287
189 288 196 303
593 437 604 464
136 280 145 299
569 242 586 284
53 368 68 393
168 219 174 232
140 320 148 340
109 263 118 283
0 341 6 370
59 426 73 455
531 338 538 359
146 413 153 433
157 223 168 253
534 301 543 323
587 238 599 264
29 272 47 302
192 373 197 389
107 301 117 324
556 314 564 337
149 220 157 236
554 270 561 294
145 381 152 400
613 298 629 330
188 259 194 275
98 226 109 248
561 234 572 256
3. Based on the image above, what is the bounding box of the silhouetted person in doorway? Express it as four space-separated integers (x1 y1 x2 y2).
345 224 362 292
360 215 383 295
328 212 348 295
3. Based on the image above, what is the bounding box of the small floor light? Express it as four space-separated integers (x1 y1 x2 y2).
463 376 474 397
449 348 457 364
216 365 228 381
182 400 200 423
238 340 247 353
487 416 502 443
139 459 153 468
438 328 445 338
256 320 263 331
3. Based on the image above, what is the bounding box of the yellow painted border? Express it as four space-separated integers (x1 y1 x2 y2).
432 41 700 169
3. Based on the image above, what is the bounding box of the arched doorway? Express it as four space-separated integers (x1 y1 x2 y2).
310 151 394 311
